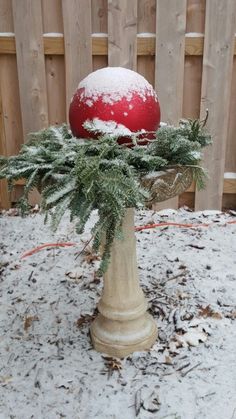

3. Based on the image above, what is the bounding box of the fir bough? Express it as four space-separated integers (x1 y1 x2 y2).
0 117 211 274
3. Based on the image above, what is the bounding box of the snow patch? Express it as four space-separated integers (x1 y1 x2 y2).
85 99 93 107
91 33 108 37
137 32 156 38
43 32 63 37
84 118 132 137
78 67 157 105
224 172 236 179
0 32 15 37
186 32 204 37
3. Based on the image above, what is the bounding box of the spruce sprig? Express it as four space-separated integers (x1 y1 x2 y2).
0 119 211 273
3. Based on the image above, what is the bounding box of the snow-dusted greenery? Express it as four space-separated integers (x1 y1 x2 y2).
0 118 211 273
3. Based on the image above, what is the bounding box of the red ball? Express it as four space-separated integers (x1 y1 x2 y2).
69 67 161 145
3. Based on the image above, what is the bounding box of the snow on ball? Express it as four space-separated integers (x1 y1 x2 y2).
69 67 161 145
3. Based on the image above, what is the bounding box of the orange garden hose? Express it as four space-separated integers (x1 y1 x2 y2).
19 219 236 259
20 242 76 259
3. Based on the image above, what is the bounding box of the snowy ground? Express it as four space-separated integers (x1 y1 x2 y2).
0 208 236 419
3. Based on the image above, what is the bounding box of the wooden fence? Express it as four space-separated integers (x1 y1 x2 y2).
0 0 236 210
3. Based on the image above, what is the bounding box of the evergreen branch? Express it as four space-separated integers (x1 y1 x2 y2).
0 119 211 273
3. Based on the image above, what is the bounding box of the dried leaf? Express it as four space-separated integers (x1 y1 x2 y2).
165 355 173 365
176 330 208 347
76 314 95 328
142 391 161 413
24 315 39 332
198 305 222 319
168 340 180 355
102 356 122 378
83 246 100 264
65 269 83 280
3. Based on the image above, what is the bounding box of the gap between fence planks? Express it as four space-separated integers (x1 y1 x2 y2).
108 0 137 69
195 0 236 210
62 0 93 116
154 0 187 210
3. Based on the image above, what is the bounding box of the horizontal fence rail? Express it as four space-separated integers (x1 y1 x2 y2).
0 0 236 211
1 33 236 56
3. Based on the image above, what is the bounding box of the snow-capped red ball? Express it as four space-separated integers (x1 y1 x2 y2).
69 67 161 145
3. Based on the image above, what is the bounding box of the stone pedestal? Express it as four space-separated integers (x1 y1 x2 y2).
90 208 157 357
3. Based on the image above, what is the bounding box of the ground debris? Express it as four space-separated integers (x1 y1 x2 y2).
1 208 236 418
75 313 96 328
102 356 122 378
23 315 39 332
140 386 161 413
198 304 223 319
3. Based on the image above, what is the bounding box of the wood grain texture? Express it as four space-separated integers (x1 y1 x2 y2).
0 0 14 29
183 56 202 118
225 57 236 172
185 35 203 55
108 0 137 69
42 0 66 126
45 55 66 125
137 0 156 87
0 87 10 209
195 0 236 210
2 34 236 56
12 0 49 136
222 193 236 210
41 0 63 33
0 0 21 208
186 0 205 33
62 0 93 115
12 0 48 205
137 0 156 33
154 0 187 210
91 0 108 33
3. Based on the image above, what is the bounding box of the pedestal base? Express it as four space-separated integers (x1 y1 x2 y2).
90 313 157 358
90 208 158 357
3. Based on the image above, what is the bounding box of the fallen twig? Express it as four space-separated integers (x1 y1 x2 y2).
75 236 93 260
181 362 201 377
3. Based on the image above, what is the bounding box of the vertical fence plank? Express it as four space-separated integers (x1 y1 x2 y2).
12 0 48 205
186 0 205 32
12 0 49 136
62 0 93 115
0 93 11 209
91 0 108 71
137 0 156 86
225 58 236 173
0 0 23 208
183 0 205 119
42 0 66 125
91 0 108 33
154 0 187 210
108 0 137 69
195 0 236 210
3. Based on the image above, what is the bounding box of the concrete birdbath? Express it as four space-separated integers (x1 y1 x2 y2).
1 67 209 359
90 167 193 357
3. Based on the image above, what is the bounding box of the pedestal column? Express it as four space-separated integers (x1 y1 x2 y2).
90 208 157 357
